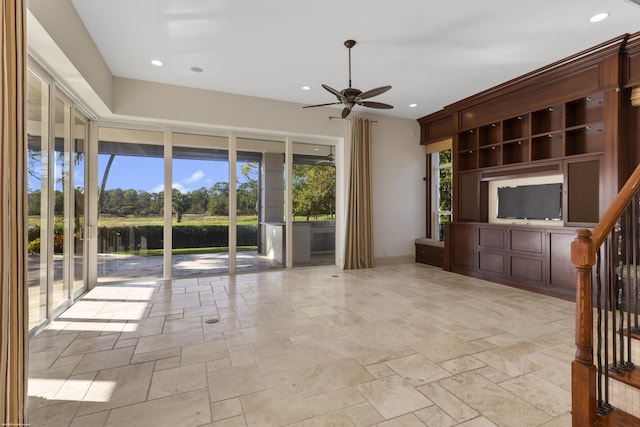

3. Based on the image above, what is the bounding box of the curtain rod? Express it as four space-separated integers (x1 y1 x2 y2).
329 116 378 123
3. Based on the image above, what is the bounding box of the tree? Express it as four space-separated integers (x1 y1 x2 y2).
237 181 258 215
292 164 335 220
438 149 452 212
172 189 191 223
190 187 210 214
208 182 229 216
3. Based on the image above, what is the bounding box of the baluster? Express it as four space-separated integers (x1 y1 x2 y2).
604 238 611 407
635 193 640 333
596 248 607 414
625 205 634 369
611 228 619 373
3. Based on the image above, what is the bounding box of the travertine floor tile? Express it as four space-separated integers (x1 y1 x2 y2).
104 389 211 427
440 372 553 426
240 385 311 426
207 364 266 402
28 263 577 427
76 361 154 416
290 358 374 398
385 353 451 386
356 374 432 419
148 362 207 400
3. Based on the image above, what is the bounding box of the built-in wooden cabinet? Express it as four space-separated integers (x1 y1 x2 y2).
455 93 604 174
447 223 575 298
419 34 638 299
453 92 606 233
414 240 444 267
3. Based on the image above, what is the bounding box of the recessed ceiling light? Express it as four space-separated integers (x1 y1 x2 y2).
301 86 311 91
409 103 418 108
590 12 609 23
190 66 204 73
151 59 163 66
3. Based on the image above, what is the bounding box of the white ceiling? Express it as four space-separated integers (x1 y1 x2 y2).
69 0 640 120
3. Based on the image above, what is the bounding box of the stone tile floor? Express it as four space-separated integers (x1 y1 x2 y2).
28 263 575 426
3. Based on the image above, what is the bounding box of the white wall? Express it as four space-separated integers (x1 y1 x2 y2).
28 1 425 264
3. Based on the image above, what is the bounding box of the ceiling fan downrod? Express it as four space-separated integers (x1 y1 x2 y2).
345 39 356 89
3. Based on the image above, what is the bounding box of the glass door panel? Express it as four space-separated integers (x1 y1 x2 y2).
97 128 164 282
73 112 87 294
52 95 70 312
171 133 229 276
292 143 336 266
27 69 49 331
236 138 283 272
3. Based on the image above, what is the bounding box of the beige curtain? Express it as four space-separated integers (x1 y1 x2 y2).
343 117 374 269
1 0 27 424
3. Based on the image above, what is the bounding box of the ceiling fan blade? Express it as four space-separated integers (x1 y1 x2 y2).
359 85 391 100
341 106 352 119
322 84 344 99
361 101 393 109
302 102 341 109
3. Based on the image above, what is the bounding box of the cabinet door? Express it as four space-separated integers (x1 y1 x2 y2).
547 230 576 295
477 226 506 276
457 172 479 221
451 224 475 271
565 157 601 226
507 228 545 285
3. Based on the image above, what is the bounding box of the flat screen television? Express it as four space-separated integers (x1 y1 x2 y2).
497 183 562 220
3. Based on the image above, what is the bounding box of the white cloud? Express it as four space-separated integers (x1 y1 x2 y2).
150 182 188 193
183 170 204 184
171 182 187 193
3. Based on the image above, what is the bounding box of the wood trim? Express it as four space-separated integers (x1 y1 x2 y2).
591 163 640 248
632 87 640 107
425 138 452 154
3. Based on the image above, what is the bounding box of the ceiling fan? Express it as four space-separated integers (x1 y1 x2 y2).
303 40 393 119
316 146 335 166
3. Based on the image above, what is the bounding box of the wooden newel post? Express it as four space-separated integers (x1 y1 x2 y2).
571 229 597 427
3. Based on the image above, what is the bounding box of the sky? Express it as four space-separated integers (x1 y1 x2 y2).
98 155 257 193
27 154 254 194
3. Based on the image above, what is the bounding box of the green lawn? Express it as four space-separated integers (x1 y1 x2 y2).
97 215 258 227
121 246 258 256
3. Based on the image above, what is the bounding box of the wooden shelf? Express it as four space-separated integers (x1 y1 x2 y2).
531 104 563 135
531 132 563 161
502 140 529 165
458 129 477 151
479 144 501 168
457 150 477 171
479 123 501 146
565 123 604 156
566 93 604 128
503 115 529 140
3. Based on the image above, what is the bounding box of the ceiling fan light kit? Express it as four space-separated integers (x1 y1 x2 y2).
303 40 393 118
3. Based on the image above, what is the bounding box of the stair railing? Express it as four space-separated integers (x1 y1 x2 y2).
572 164 640 426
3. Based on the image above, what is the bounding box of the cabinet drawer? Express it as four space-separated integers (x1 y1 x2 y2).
509 229 544 255
509 255 544 284
415 243 444 267
478 250 505 275
478 227 505 249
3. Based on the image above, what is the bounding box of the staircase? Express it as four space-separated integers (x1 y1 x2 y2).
571 165 640 426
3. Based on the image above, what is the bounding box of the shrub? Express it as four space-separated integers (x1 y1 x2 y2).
28 237 40 255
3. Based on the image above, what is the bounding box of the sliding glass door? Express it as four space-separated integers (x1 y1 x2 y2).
171 133 230 276
27 66 90 332
96 128 164 282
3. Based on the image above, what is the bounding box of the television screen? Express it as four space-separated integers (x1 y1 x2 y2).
497 183 562 220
